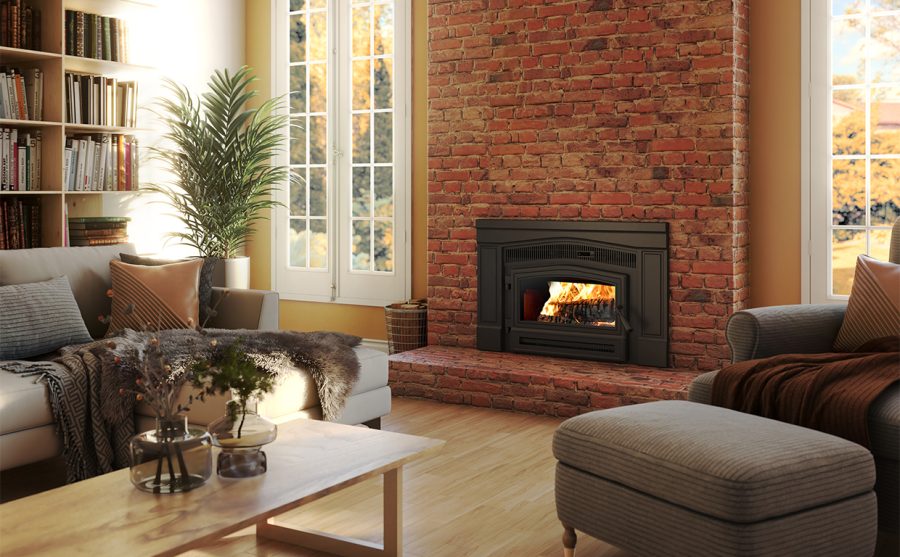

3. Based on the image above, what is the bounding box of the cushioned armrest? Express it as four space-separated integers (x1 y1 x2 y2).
726 304 847 362
204 287 279 331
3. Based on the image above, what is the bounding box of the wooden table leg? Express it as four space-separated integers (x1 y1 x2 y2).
383 467 402 557
257 465 404 557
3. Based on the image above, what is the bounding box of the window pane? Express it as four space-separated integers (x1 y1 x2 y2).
290 14 306 63
290 219 307 267
871 158 900 225
309 115 327 164
290 117 307 165
871 16 900 83
309 167 327 216
374 4 394 56
374 112 392 163
832 17 865 85
309 63 326 113
832 92 865 155
870 229 891 262
290 0 305 11
872 0 900 13
352 167 371 217
832 159 866 225
375 221 393 272
374 166 393 217
833 0 862 15
352 6 370 57
374 59 393 109
310 219 328 268
352 220 371 271
832 229 865 295
290 65 306 113
871 87 900 156
353 59 371 110
309 0 325 9
308 11 327 62
353 113 371 163
290 170 307 216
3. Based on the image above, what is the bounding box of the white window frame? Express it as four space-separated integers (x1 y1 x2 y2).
270 0 411 306
803 0 899 304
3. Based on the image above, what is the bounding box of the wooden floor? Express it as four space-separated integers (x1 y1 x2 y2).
185 398 627 557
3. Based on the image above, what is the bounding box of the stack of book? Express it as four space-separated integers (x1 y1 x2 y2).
0 128 41 191
0 1 41 51
65 73 137 126
0 196 40 249
64 10 127 63
64 134 137 192
67 216 128 247
0 67 42 120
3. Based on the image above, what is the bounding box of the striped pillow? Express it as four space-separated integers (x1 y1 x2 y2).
107 259 202 336
0 276 93 359
833 255 900 352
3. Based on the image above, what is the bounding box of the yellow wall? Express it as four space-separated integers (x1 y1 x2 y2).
245 0 803 338
748 0 803 306
244 0 428 339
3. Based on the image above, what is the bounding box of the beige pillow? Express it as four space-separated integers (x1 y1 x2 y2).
833 255 900 352
107 259 202 336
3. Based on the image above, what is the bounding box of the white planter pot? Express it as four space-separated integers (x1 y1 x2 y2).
223 256 250 289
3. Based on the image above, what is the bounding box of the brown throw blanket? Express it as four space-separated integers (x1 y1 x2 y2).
712 336 900 448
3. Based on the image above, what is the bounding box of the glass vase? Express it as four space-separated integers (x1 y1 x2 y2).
129 416 212 493
207 399 277 478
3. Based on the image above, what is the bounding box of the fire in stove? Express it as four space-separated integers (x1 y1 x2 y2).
539 281 616 327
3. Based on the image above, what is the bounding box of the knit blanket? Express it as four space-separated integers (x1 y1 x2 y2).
1 328 360 482
711 336 900 448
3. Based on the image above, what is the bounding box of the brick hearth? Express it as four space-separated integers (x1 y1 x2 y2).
389 346 701 418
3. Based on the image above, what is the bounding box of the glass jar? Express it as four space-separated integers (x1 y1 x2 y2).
129 416 212 493
207 399 277 478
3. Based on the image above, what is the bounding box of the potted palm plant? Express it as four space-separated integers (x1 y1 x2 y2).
149 66 288 288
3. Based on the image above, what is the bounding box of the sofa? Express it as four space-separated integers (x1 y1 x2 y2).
0 244 391 472
688 304 900 535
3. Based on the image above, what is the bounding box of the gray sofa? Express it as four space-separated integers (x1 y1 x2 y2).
0 244 391 472
688 304 900 535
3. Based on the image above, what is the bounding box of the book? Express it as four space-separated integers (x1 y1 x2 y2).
69 228 126 238
67 221 128 230
68 216 130 223
68 236 127 247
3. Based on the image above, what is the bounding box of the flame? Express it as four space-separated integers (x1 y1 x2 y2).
540 282 616 325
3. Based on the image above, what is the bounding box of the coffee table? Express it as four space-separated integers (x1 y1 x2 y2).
0 418 443 557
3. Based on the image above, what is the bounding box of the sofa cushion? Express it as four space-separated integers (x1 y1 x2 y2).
0 365 56 435
119 253 218 326
833 255 900 351
107 259 202 335
0 243 137 338
0 276 92 359
553 400 875 523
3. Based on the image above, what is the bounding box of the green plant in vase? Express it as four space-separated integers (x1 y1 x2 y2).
192 342 278 477
148 65 293 288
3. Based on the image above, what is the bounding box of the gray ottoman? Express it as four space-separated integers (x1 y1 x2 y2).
553 400 877 557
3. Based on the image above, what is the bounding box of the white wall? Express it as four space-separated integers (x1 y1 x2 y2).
102 0 247 257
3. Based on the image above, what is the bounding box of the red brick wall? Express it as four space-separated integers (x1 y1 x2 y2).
427 0 750 371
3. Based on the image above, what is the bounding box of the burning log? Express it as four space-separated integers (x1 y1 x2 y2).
538 299 616 326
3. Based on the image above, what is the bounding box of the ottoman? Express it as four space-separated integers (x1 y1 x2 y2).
553 401 877 557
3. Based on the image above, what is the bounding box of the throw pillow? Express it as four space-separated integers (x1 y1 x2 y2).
833 255 900 352
0 276 93 359
107 259 203 336
119 253 218 326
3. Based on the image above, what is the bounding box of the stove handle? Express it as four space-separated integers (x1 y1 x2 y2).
616 306 633 334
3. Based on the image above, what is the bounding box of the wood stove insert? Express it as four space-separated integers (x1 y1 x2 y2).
476 220 668 367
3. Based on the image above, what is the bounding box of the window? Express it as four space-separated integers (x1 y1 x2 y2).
272 0 410 305
806 0 900 303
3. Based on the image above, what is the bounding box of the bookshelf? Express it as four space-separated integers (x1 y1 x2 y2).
0 0 153 249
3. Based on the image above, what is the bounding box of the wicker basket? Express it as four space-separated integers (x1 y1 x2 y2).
385 301 427 355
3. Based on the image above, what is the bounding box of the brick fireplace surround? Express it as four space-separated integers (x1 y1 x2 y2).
389 0 751 416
